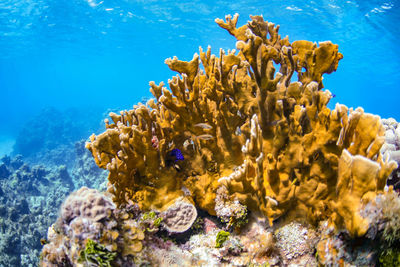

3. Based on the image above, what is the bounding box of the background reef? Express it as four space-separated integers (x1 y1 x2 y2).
0 112 107 266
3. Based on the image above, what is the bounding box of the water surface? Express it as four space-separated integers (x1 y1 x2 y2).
0 0 399 152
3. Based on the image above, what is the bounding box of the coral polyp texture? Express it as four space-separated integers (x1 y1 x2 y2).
40 187 145 266
86 13 397 239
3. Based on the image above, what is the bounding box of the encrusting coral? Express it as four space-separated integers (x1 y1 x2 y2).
86 13 397 238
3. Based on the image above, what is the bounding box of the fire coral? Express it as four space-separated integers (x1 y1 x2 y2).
86 14 397 237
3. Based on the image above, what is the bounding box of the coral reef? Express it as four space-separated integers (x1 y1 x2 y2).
215 186 249 230
316 221 378 266
13 107 104 167
40 187 324 266
274 222 316 265
38 14 400 267
316 186 400 266
381 118 400 192
0 155 73 266
0 139 106 266
86 14 396 238
378 189 400 246
72 140 108 191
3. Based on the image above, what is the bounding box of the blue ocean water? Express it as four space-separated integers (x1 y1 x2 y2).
0 0 399 155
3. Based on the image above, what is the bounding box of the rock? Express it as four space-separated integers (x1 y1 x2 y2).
204 218 218 234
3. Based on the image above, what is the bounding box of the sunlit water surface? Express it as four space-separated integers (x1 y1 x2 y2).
0 0 399 155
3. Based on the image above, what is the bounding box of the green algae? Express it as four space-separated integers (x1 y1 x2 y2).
78 239 116 267
215 230 230 248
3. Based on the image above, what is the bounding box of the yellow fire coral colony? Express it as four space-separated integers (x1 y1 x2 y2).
86 14 397 237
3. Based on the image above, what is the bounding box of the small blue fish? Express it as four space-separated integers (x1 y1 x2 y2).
170 148 184 161
166 148 184 167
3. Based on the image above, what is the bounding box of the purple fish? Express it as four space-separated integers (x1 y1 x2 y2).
166 149 184 166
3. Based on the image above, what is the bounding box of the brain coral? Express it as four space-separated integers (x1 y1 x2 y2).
86 14 397 237
161 197 198 233
60 186 115 223
40 187 145 266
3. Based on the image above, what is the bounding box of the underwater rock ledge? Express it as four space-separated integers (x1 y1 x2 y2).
40 14 400 267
